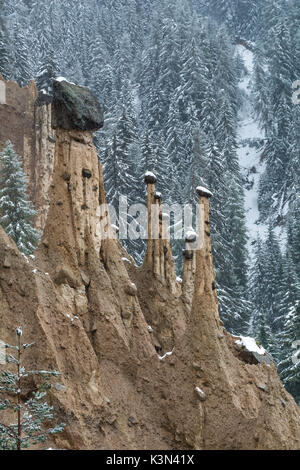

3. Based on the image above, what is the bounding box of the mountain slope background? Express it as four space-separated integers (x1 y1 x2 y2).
0 0 299 404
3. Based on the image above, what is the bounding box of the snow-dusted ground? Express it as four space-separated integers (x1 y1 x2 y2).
237 45 287 253
236 45 267 254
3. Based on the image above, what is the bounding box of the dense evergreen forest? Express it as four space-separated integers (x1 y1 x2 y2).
0 0 299 403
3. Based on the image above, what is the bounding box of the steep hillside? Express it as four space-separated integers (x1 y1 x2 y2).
0 78 299 450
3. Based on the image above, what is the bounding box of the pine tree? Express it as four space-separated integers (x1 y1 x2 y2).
277 247 300 329
200 138 227 262
263 224 284 331
165 93 186 203
112 34 133 100
90 33 109 98
0 141 40 255
29 1 52 60
251 47 271 134
0 13 12 80
103 134 127 211
287 197 300 277
253 309 281 360
221 179 250 334
177 36 203 121
262 0 284 36
256 14 298 220
0 327 65 450
12 21 32 86
158 17 181 109
203 0 236 32
278 302 300 405
103 102 138 221
201 0 267 40
36 49 59 95
185 128 208 205
249 236 267 329
152 131 173 204
140 129 156 176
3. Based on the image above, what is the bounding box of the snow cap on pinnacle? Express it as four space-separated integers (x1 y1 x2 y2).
196 186 213 198
185 230 197 243
144 171 157 185
52 78 104 131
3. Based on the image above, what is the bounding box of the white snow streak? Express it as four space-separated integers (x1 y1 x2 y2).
55 76 76 85
236 45 267 253
235 335 266 355
159 350 173 361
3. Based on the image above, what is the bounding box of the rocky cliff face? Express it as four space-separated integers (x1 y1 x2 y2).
0 78 299 450
0 75 55 231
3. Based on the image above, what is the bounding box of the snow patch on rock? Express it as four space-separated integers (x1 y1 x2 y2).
195 386 206 401
144 171 156 178
235 336 265 355
55 76 76 86
185 230 197 242
196 186 213 198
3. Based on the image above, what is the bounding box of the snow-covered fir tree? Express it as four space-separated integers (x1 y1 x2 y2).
255 4 299 222
278 302 300 405
0 2 12 80
0 327 65 450
11 22 31 86
262 225 284 331
36 49 59 95
0 141 40 255
287 197 300 278
249 236 267 330
252 310 279 362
